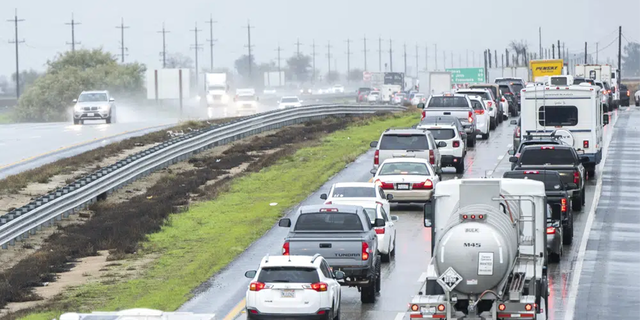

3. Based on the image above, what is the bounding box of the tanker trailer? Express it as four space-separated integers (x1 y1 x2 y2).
409 178 549 320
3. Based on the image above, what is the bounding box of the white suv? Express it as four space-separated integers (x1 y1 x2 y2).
418 123 467 174
455 88 497 130
468 96 491 140
244 254 343 320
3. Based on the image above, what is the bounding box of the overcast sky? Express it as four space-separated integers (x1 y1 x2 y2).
0 0 638 77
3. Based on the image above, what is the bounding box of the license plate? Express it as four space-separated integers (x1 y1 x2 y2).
421 306 436 313
396 183 409 190
281 290 295 298
87 113 95 117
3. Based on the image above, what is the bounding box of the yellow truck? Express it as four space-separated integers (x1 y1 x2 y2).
529 59 564 82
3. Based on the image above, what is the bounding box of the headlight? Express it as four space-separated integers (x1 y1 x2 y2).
74 104 82 111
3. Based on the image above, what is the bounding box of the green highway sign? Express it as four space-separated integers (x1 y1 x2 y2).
445 68 485 84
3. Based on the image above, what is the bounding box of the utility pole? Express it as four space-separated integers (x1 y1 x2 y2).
618 26 622 88
275 44 283 86
595 42 599 64
539 27 542 57
435 44 438 70
378 36 382 72
295 38 302 57
7 9 24 99
326 40 332 75
444 51 447 69
424 43 428 72
584 42 587 64
557 40 561 60
244 21 255 77
450 51 453 68
389 39 393 72
403 43 407 75
311 40 317 82
415 44 419 77
345 39 352 82
66 13 81 51
506 49 509 67
552 44 555 59
466 49 469 67
190 22 203 81
157 23 169 68
363 36 368 71
116 18 129 63
206 15 217 71
494 50 497 67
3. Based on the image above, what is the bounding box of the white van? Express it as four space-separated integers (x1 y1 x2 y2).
519 82 606 178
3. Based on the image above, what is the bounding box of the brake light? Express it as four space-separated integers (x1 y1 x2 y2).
374 149 379 165
310 282 328 292
547 227 556 234
412 179 434 189
541 146 555 150
561 198 567 212
429 150 435 165
515 126 521 138
573 171 580 184
282 241 290 255
325 201 332 204
250 281 266 291
453 141 460 148
421 110 426 120
627 91 630 97
474 109 484 115
524 171 539 174
468 111 473 123
374 179 394 189
362 242 370 260
375 227 385 234
583 140 589 148
501 97 506 102
488 101 493 107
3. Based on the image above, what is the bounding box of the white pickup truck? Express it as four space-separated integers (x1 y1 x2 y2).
418 94 478 148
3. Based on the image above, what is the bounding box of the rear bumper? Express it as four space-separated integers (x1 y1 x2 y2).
245 309 331 320
440 155 463 167
386 189 434 202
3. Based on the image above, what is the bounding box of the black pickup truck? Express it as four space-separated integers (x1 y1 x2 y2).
509 145 587 211
503 170 574 245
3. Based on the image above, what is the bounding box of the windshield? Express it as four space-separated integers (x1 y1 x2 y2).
550 77 568 86
358 87 371 93
78 93 108 102
258 267 320 283
294 213 364 231
281 97 299 103
237 95 255 101
379 134 430 150
414 94 424 98
595 82 604 89
499 85 512 94
427 128 456 140
519 148 575 165
427 96 468 108
472 86 498 98
208 85 226 91
379 162 430 175
503 172 564 191
538 106 578 126
603 82 611 90
331 186 376 198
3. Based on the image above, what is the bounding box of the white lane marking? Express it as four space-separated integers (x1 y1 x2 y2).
507 143 512 149
417 272 428 283
394 312 406 320
563 108 619 320
497 155 504 161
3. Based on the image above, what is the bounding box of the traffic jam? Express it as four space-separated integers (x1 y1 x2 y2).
239 64 622 320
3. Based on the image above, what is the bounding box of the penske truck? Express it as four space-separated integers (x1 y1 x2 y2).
409 178 549 320
529 59 564 83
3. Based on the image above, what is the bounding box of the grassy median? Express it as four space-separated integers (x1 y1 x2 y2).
19 111 417 320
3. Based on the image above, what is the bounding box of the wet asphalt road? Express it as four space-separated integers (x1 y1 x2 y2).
177 107 621 320
0 94 351 179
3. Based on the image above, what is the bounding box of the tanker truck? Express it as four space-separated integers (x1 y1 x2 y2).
409 178 549 320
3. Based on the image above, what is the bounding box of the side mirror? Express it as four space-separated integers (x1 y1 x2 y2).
391 215 399 221
507 149 515 155
320 193 328 200
374 218 385 227
509 120 517 125
386 193 394 201
423 201 435 227
370 168 377 175
109 98 115 102
72 99 78 103
603 114 609 125
278 218 291 228
244 270 257 278
437 141 447 148
417 102 426 109
334 270 345 280
509 156 518 163
370 141 378 148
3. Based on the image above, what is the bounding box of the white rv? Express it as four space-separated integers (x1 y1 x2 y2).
520 82 606 178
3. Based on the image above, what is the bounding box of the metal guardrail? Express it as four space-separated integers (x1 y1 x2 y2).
0 103 407 248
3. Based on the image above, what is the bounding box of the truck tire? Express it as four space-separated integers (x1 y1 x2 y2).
587 168 595 180
375 258 381 293
572 193 583 211
563 218 574 246
490 117 496 130
467 135 476 148
390 237 396 257
73 118 80 125
333 305 341 320
381 252 390 263
455 159 465 174
481 130 490 140
360 281 376 303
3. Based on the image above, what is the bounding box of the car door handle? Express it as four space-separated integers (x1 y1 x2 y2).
319 243 332 248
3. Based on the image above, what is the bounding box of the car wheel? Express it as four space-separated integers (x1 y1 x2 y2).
467 136 476 148
587 168 595 180
481 130 490 140
73 118 80 125
390 237 396 257
563 221 573 246
333 304 341 320
635 100 639 106
455 160 465 174
549 252 560 263
572 193 583 211
375 259 381 293
381 252 390 263
490 118 496 130
360 280 376 303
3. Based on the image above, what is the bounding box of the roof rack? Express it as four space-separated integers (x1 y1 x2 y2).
310 253 322 263
384 127 419 131
522 130 564 141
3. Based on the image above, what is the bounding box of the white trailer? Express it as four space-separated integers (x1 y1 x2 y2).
428 72 453 95
409 178 549 320
205 73 230 107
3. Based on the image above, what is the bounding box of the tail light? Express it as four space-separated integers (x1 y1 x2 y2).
250 282 266 291
310 282 328 292
374 150 380 165
546 227 556 234
421 110 426 120
325 201 332 204
607 90 611 94
375 227 385 234
429 150 435 165
583 140 589 148
474 109 484 115
487 101 493 107
374 179 394 189
282 241 290 255
524 171 539 174
453 141 460 148
362 242 370 260
541 146 555 150
561 198 567 212
412 179 433 189
573 171 580 184
627 91 630 97
468 111 473 123
515 126 521 138
501 97 506 102
437 304 445 312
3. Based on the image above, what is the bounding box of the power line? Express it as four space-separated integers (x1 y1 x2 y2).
157 23 170 68
7 9 24 99
115 17 129 63
243 21 255 77
206 15 217 71
65 13 81 51
190 22 203 80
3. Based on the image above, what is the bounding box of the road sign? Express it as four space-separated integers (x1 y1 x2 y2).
437 267 463 292
363 71 372 81
445 68 485 84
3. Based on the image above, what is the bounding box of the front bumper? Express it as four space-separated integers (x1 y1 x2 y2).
245 309 331 320
74 110 109 120
385 189 434 202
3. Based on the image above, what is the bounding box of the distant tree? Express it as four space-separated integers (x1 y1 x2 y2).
509 40 529 67
0 76 9 95
286 54 312 82
622 42 640 77
15 48 145 122
348 68 364 82
12 69 42 93
165 53 193 69
234 54 258 82
326 71 340 83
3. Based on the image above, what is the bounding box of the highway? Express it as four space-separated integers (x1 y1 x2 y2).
177 107 621 320
0 93 352 179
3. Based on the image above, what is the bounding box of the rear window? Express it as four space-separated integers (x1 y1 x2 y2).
421 116 456 125
511 84 524 94
427 128 455 140
258 267 320 283
503 172 564 191
538 106 578 126
379 162 430 175
295 213 364 231
331 186 376 198
427 96 469 108
550 78 568 86
471 100 484 111
519 148 576 165
458 91 491 100
517 141 560 153
379 134 430 150
499 85 512 94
